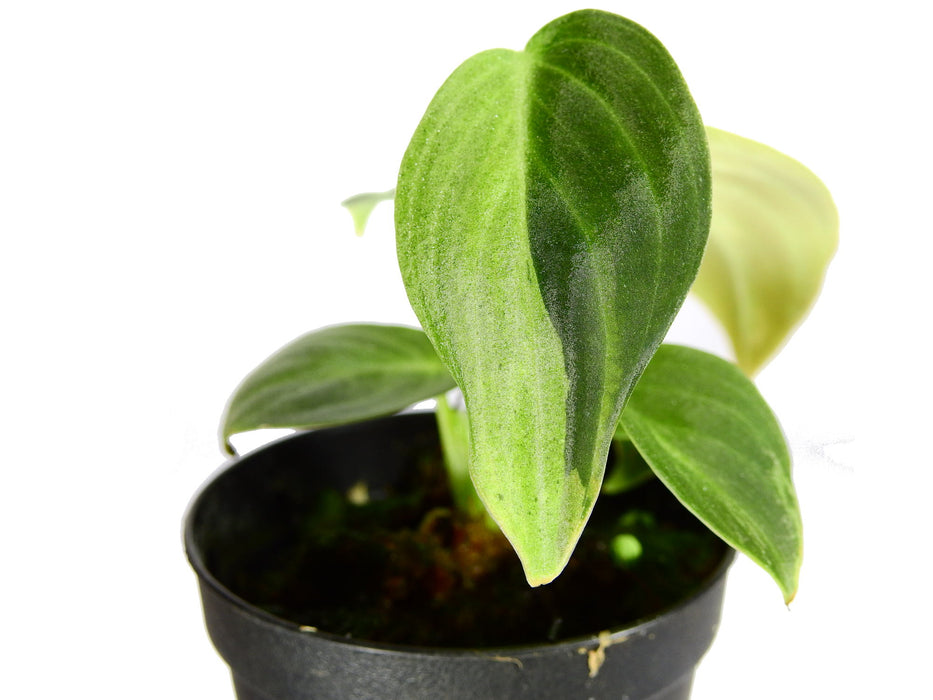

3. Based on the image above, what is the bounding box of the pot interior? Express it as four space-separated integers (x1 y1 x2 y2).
187 413 730 648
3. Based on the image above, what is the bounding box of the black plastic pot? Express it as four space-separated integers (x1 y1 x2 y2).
185 413 733 700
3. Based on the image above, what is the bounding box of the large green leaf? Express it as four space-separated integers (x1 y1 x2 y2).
621 344 802 603
221 324 455 452
694 127 838 374
395 10 711 585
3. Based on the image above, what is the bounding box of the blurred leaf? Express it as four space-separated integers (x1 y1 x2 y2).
694 127 838 374
341 189 395 235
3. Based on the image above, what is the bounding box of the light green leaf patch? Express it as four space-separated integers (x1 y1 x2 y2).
221 324 455 453
695 127 838 374
396 11 711 585
621 344 802 603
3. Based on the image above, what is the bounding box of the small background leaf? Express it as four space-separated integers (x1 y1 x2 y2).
221 323 455 451
341 189 395 235
694 127 838 374
620 344 802 602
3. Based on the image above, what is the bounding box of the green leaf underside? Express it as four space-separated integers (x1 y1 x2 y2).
695 127 838 374
221 324 455 452
396 11 711 585
621 344 802 603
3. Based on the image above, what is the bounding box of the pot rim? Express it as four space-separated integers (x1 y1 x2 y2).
183 413 736 659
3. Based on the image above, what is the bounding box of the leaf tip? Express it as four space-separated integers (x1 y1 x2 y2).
220 427 238 457
776 548 802 606
340 203 369 236
516 549 573 588
781 564 801 607
524 571 559 588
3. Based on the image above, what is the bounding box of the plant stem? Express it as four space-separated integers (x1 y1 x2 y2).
602 438 656 495
433 393 492 524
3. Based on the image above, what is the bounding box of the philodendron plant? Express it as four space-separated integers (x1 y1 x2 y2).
222 10 836 601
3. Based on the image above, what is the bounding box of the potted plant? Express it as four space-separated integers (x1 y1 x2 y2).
185 9 836 699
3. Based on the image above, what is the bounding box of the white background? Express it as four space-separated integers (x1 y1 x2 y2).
1 1 930 697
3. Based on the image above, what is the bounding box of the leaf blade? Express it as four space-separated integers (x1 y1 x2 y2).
621 344 803 602
221 324 455 452
396 10 711 585
694 127 838 374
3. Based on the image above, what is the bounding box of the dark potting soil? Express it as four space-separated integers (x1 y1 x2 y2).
206 449 727 649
